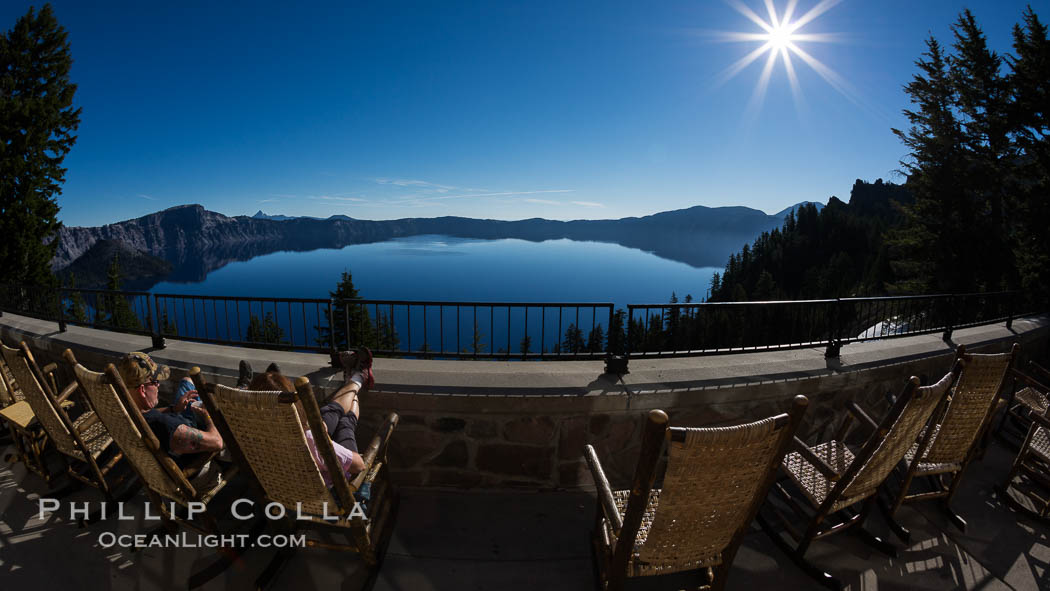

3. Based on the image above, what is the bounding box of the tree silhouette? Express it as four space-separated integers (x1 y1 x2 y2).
0 5 81 285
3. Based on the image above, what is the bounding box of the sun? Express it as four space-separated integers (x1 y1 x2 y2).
766 23 797 52
717 0 856 115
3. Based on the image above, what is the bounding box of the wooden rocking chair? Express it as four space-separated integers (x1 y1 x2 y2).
0 341 128 497
62 349 236 529
191 369 400 589
758 372 956 590
886 344 1018 535
0 341 76 483
584 396 808 591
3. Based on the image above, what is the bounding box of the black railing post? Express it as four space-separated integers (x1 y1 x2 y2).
55 287 67 333
824 299 842 359
942 295 955 342
149 294 165 349
1006 292 1014 330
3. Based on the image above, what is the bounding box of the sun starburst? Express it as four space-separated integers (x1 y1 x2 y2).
716 0 857 116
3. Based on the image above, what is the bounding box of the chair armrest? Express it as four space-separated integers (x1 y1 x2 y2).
42 362 58 376
351 412 399 490
790 437 841 481
1011 368 1050 393
55 380 78 405
584 444 623 533
1031 411 1050 430
1030 361 1050 383
846 401 880 433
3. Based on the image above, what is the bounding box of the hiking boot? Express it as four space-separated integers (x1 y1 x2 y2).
354 347 373 371
237 360 253 388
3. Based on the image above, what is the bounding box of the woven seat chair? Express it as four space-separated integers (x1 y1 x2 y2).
584 396 808 591
61 349 235 533
1001 405 1050 519
0 341 128 496
759 370 958 590
997 360 1050 445
191 369 400 589
886 344 1018 535
0 342 75 481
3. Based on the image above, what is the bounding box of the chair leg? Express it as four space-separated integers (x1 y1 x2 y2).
940 499 967 532
853 499 898 558
187 517 267 589
255 547 297 590
756 513 843 591
877 495 910 543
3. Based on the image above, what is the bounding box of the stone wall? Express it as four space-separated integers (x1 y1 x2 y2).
3 313 1047 491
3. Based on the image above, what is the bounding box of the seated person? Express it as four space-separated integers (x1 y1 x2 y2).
243 348 373 487
117 352 224 464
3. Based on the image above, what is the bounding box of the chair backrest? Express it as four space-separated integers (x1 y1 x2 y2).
631 397 807 573
0 354 24 405
63 349 194 502
840 368 958 500
923 344 1017 464
0 342 80 458
206 380 355 517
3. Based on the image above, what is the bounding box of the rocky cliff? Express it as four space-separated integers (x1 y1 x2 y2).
52 203 790 285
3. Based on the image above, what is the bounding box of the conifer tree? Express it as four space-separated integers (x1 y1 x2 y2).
890 37 969 293
0 5 81 284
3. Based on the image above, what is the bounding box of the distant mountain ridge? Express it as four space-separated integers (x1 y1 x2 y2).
52 203 812 288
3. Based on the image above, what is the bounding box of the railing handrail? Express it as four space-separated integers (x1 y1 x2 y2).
0 283 1035 366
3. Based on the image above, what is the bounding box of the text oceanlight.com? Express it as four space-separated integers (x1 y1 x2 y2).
97 532 306 549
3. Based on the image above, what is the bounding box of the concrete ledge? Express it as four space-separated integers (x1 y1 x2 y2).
2 312 1047 489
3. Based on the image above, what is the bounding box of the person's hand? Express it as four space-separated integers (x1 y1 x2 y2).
174 390 200 413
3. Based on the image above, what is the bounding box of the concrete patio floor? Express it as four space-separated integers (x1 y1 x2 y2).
1 431 1048 590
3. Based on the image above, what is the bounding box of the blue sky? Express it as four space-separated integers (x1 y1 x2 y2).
3 1 1043 227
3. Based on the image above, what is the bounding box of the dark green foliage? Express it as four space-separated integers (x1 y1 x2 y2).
586 324 605 353
246 312 285 344
519 334 532 357
98 254 142 331
0 5 81 285
710 181 910 302
315 269 398 351
463 327 487 355
63 271 87 323
1008 8 1050 306
561 323 585 354
607 309 627 355
160 309 177 336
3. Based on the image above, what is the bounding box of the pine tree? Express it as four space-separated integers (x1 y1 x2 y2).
246 312 285 344
100 254 141 330
950 10 1015 290
519 334 532 358
63 271 87 323
315 270 385 350
890 37 970 293
607 309 627 355
0 5 81 285
1008 8 1050 305
586 324 605 353
561 323 585 354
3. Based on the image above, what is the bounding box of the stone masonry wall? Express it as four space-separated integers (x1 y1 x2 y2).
4 315 1047 491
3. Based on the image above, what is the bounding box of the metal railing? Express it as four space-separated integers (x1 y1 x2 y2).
626 291 1026 359
0 284 1033 365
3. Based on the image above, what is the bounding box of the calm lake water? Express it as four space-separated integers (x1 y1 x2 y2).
149 235 719 306
140 235 720 354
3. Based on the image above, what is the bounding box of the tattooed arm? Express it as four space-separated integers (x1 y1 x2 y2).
170 407 223 455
